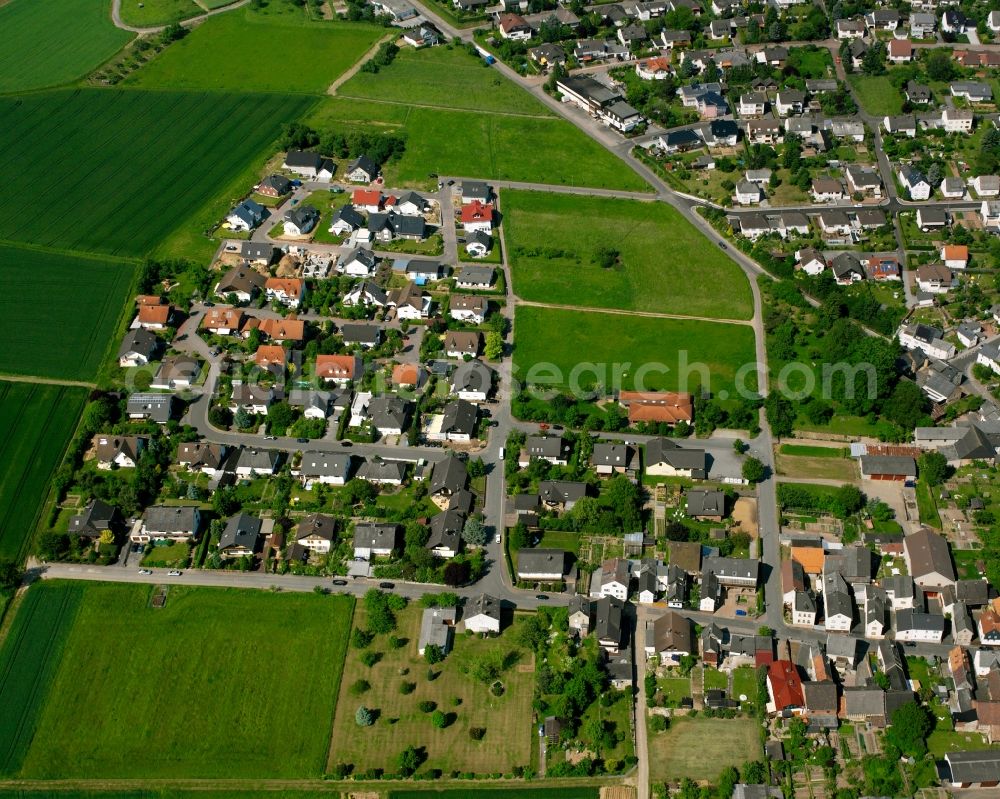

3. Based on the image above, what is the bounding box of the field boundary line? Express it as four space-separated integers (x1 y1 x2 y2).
0 238 137 265
326 32 395 95
513 299 755 326
334 93 556 119
0 375 96 389
323 595 356 773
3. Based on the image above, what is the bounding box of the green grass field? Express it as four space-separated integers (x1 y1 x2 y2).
308 98 650 192
778 444 848 458
849 75 903 116
0 383 87 561
0 0 134 92
19 584 354 778
0 583 83 775
388 788 600 799
513 306 758 396
649 716 760 782
117 0 201 27
328 605 533 774
339 45 553 116
0 245 135 380
130 12 384 93
504 190 752 319
0 89 314 257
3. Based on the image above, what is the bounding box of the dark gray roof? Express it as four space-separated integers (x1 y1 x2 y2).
368 395 410 430
440 399 477 437
430 455 467 495
340 322 382 345
240 241 279 262
299 451 352 478
645 438 706 474
219 512 262 551
946 750 1000 784
348 154 379 177
686 489 725 517
461 180 491 201
592 442 632 468
451 359 494 395
517 547 567 576
119 328 161 359
68 499 120 536
467 593 501 622
126 392 175 423
357 459 407 482
142 505 200 534
353 522 398 550
427 509 463 552
594 595 625 645
905 528 956 583
296 513 337 543
896 608 946 633
538 480 587 504
332 205 365 229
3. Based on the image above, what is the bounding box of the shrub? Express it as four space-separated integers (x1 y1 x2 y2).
360 651 382 667
418 700 437 713
400 681 416 695
469 727 487 740
431 710 449 728
356 705 376 726
349 679 371 696
352 628 374 648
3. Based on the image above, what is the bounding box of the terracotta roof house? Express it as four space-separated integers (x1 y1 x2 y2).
315 354 361 385
767 660 805 714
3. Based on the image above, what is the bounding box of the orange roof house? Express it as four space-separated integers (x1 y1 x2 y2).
460 201 494 229
257 316 305 342
264 277 305 303
201 307 245 333
254 345 287 368
767 660 805 714
137 304 173 327
316 354 360 383
136 295 165 306
790 540 825 575
619 391 694 425
392 363 423 387
352 189 383 209
942 244 969 267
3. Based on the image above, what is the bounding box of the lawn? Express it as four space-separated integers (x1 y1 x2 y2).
774 452 859 482
117 0 202 27
659 676 692 703
130 12 384 93
849 75 903 116
731 666 758 703
389 790 600 799
0 245 135 381
649 716 761 782
0 583 83 776
0 89 314 258
928 730 997 757
0 383 87 561
513 306 758 397
504 190 752 320
702 667 729 691
778 444 848 458
915 481 942 528
19 584 354 778
339 44 553 117
327 605 533 775
0 0 134 92
140 541 192 568
307 97 650 192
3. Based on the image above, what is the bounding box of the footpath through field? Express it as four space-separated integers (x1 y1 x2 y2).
514 299 755 327
0 374 96 389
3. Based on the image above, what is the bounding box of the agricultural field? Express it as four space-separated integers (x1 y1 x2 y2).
504 190 752 319
775 444 859 482
307 97 650 192
130 12 384 93
513 306 758 396
0 0 134 93
327 605 533 775
0 89 314 257
0 383 87 562
0 582 83 776
117 0 202 27
18 584 354 778
848 75 903 116
339 45 553 116
0 245 135 381
648 716 761 782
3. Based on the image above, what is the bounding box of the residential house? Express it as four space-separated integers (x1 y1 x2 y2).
345 154 379 183
449 294 488 325
904 527 956 589
538 480 587 512
177 442 228 476
218 512 262 559
516 548 567 581
341 323 382 350
315 354 361 386
735 180 763 205
465 230 491 258
341 246 378 277
298 452 352 488
429 455 467 507
283 150 334 179
812 177 845 203
916 264 956 294
899 322 956 360
455 264 494 290
226 199 266 232
896 609 946 642
118 328 161 368
822 571 854 631
917 207 948 231
797 248 827 276
592 558 631 601
296 513 337 553
888 38 913 63
216 264 266 303
644 438 706 479
133 505 201 544
418 607 456 656
498 12 532 39
906 81 932 104
845 164 883 197
594 595 626 654
775 90 805 116
283 205 319 237
645 611 693 661
426 509 463 558
943 244 970 269
568 595 592 636
591 443 635 476
68 499 122 540
943 108 975 133
951 81 992 103
445 330 482 359
464 593 502 634
451 359 493 402
973 176 1000 198
899 166 931 200
860 455 917 481
686 489 725 520
264 277 305 307
832 252 865 284
92 434 145 470
353 522 399 559
767 660 805 715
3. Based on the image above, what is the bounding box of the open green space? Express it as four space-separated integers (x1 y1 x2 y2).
849 75 903 116
0 245 135 381
775 447 859 482
339 44 553 116
0 583 83 775
0 383 87 562
117 0 201 27
513 306 758 396
328 605 533 774
778 444 847 458
649 716 760 782
659 677 691 703
0 89 314 257
915 481 942 528
731 666 758 703
702 667 729 691
504 190 751 319
308 98 650 192
0 0 134 92
130 12 384 93
19 583 353 778
389 790 600 799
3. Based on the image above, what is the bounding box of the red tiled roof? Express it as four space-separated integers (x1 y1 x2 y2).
254 345 287 366
257 317 305 341
316 354 358 380
768 660 804 710
264 277 304 296
201 307 244 330
461 201 493 224
392 363 420 386
137 304 171 325
353 189 383 207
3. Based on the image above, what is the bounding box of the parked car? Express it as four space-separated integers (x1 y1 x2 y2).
296 437 309 443
535 594 549 601
138 569 152 575
332 579 348 586
379 582 396 589
167 570 182 577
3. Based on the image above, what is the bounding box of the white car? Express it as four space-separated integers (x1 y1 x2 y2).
138 569 152 575
167 570 182 577
495 534 502 544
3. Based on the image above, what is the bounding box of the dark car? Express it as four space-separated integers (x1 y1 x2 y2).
332 579 348 586
203 301 215 307
718 241 728 250
339 440 353 447
379 582 396 590
297 437 309 443
176 334 187 342
535 594 549 601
